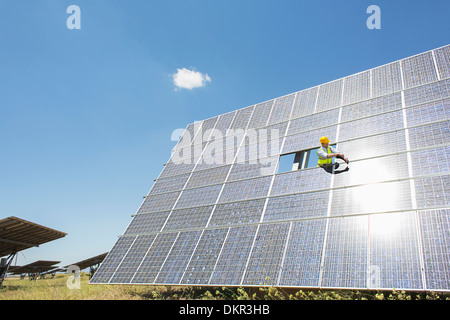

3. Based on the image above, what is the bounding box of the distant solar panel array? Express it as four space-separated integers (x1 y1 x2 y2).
91 45 450 291
0 216 67 285
8 260 61 275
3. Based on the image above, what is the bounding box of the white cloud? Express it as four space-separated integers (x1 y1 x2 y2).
172 67 211 90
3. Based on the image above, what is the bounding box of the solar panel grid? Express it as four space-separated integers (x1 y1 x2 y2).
91 45 450 291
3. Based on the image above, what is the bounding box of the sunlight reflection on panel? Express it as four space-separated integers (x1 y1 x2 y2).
334 155 408 188
368 212 423 289
353 182 398 213
348 159 399 213
369 212 407 237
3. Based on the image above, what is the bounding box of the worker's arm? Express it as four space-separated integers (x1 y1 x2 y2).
326 146 348 163
325 146 341 158
326 153 343 159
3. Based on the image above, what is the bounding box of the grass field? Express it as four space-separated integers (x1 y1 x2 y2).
1 274 449 300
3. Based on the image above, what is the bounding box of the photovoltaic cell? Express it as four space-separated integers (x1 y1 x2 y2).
369 212 423 290
333 154 410 188
282 125 338 154
433 45 450 80
403 80 450 107
408 121 449 150
174 184 222 209
267 94 295 125
242 223 290 286
176 122 201 147
163 206 214 232
321 216 368 288
186 165 231 189
414 174 450 209
137 191 181 214
270 168 332 197
110 234 156 283
372 61 403 97
237 137 283 162
209 225 258 285
159 161 196 179
227 156 278 181
181 228 228 284
405 99 449 127
149 173 190 195
131 232 178 284
339 110 404 141
124 211 170 235
229 106 254 131
330 180 413 216
340 93 402 122
247 100 274 129
290 87 318 118
214 111 236 136
315 79 343 112
401 52 438 89
91 236 136 283
411 146 450 177
218 176 272 203
338 130 407 161
288 108 340 136
342 70 371 106
279 220 327 287
154 230 202 284
264 191 330 222
418 209 450 290
209 199 265 227
193 116 219 143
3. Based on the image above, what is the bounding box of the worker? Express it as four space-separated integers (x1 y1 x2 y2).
317 136 349 174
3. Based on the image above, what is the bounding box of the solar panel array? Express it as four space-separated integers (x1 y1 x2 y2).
91 45 450 291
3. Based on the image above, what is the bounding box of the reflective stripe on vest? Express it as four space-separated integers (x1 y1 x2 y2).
317 146 332 166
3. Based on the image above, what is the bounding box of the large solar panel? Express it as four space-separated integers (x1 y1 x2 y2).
91 45 450 291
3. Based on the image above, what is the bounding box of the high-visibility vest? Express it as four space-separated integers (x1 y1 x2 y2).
317 146 332 166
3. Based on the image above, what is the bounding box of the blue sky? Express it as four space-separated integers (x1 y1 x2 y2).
0 0 448 269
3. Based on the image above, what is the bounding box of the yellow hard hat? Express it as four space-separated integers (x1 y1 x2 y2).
320 136 330 144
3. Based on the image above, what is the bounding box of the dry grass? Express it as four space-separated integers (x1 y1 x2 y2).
1 274 449 300
0 274 147 300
